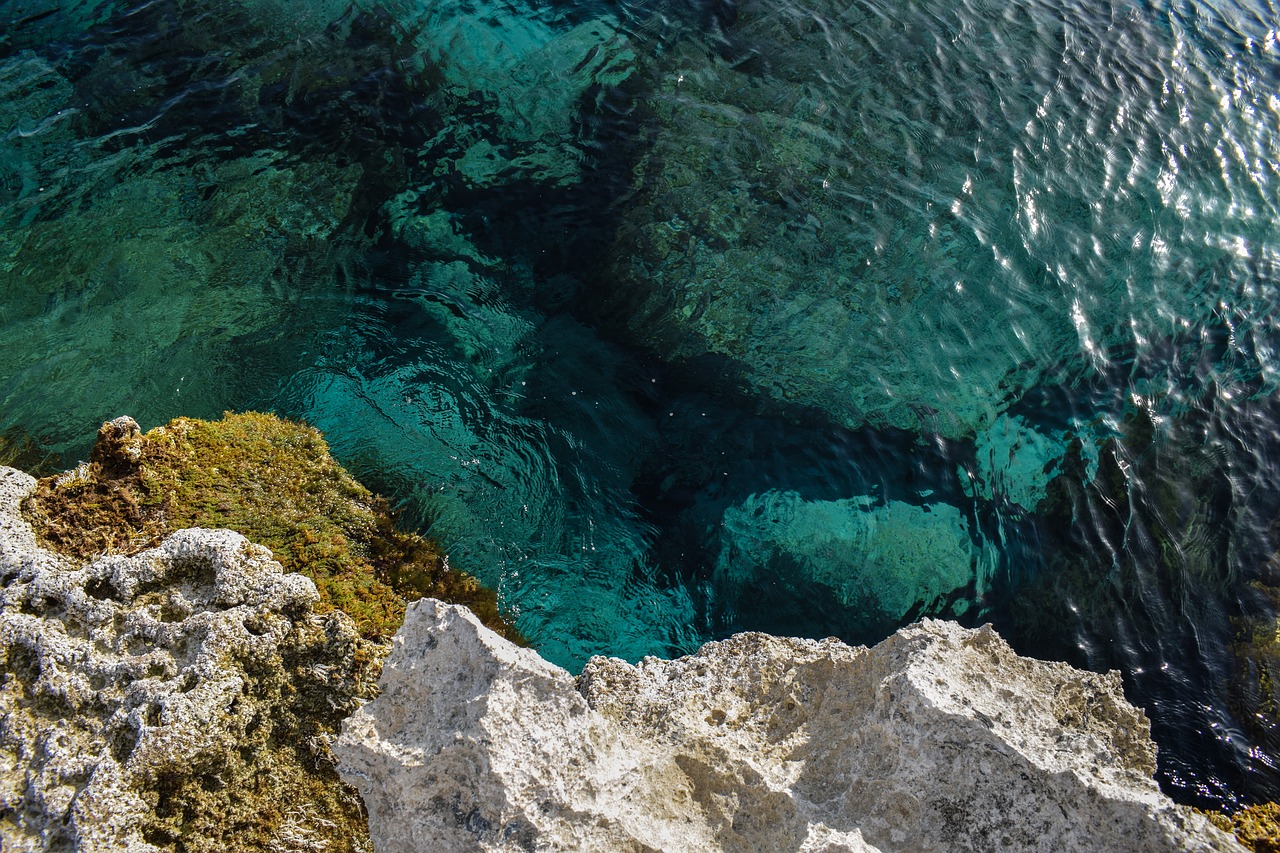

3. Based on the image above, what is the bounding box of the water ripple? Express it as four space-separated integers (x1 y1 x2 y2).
4 0 1280 811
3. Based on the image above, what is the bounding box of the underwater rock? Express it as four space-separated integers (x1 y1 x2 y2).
337 599 1241 852
715 490 995 635
391 4 633 193
601 0 1251 437
0 51 75 205
967 414 1066 512
1228 506 1280 769
0 145 361 452
0 466 380 852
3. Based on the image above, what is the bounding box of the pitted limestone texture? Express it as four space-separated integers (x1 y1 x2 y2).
336 598 1242 853
0 466 380 853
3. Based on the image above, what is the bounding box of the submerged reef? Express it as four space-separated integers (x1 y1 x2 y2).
599 0 1255 438
714 490 996 636
0 47 365 447
991 404 1266 792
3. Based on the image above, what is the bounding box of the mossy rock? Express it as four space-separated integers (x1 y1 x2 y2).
135 610 378 853
21 411 520 643
1203 802 1280 852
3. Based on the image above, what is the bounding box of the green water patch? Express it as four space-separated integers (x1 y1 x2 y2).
0 0 400 455
0 146 358 451
267 290 704 665
596 0 1280 438
715 490 996 639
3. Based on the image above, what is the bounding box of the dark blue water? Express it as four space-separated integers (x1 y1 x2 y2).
4 0 1280 810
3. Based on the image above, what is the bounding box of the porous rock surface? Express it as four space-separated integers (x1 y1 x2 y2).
337 599 1243 853
0 466 377 852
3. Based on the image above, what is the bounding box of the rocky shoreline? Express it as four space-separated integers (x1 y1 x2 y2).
0 467 375 852
338 600 1239 853
0 416 1259 851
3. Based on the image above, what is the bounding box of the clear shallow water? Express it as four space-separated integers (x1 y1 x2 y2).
4 0 1280 809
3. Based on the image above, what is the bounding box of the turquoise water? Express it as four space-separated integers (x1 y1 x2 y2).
5 0 1280 809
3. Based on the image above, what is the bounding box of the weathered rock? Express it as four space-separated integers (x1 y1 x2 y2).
337 598 1243 853
0 466 379 852
89 416 145 479
22 412 518 645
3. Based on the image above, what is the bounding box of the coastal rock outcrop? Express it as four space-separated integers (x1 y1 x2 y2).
0 412 532 852
21 413 517 644
337 599 1242 853
0 466 379 852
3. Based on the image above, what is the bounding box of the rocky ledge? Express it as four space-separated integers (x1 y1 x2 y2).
0 413 518 852
0 465 378 852
337 600 1242 853
0 415 1258 852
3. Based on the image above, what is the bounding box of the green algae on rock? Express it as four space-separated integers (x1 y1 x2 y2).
0 472 379 853
1203 802 1280 853
2 410 523 852
21 412 519 643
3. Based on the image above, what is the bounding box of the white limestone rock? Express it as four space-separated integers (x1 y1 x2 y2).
0 466 373 852
337 598 1243 853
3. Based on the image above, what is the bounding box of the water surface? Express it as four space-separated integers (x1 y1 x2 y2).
4 0 1280 809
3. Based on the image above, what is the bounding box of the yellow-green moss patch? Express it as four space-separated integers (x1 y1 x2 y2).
21 412 519 643
1203 802 1280 852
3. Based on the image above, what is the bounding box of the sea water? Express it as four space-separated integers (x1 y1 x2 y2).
3 0 1280 809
